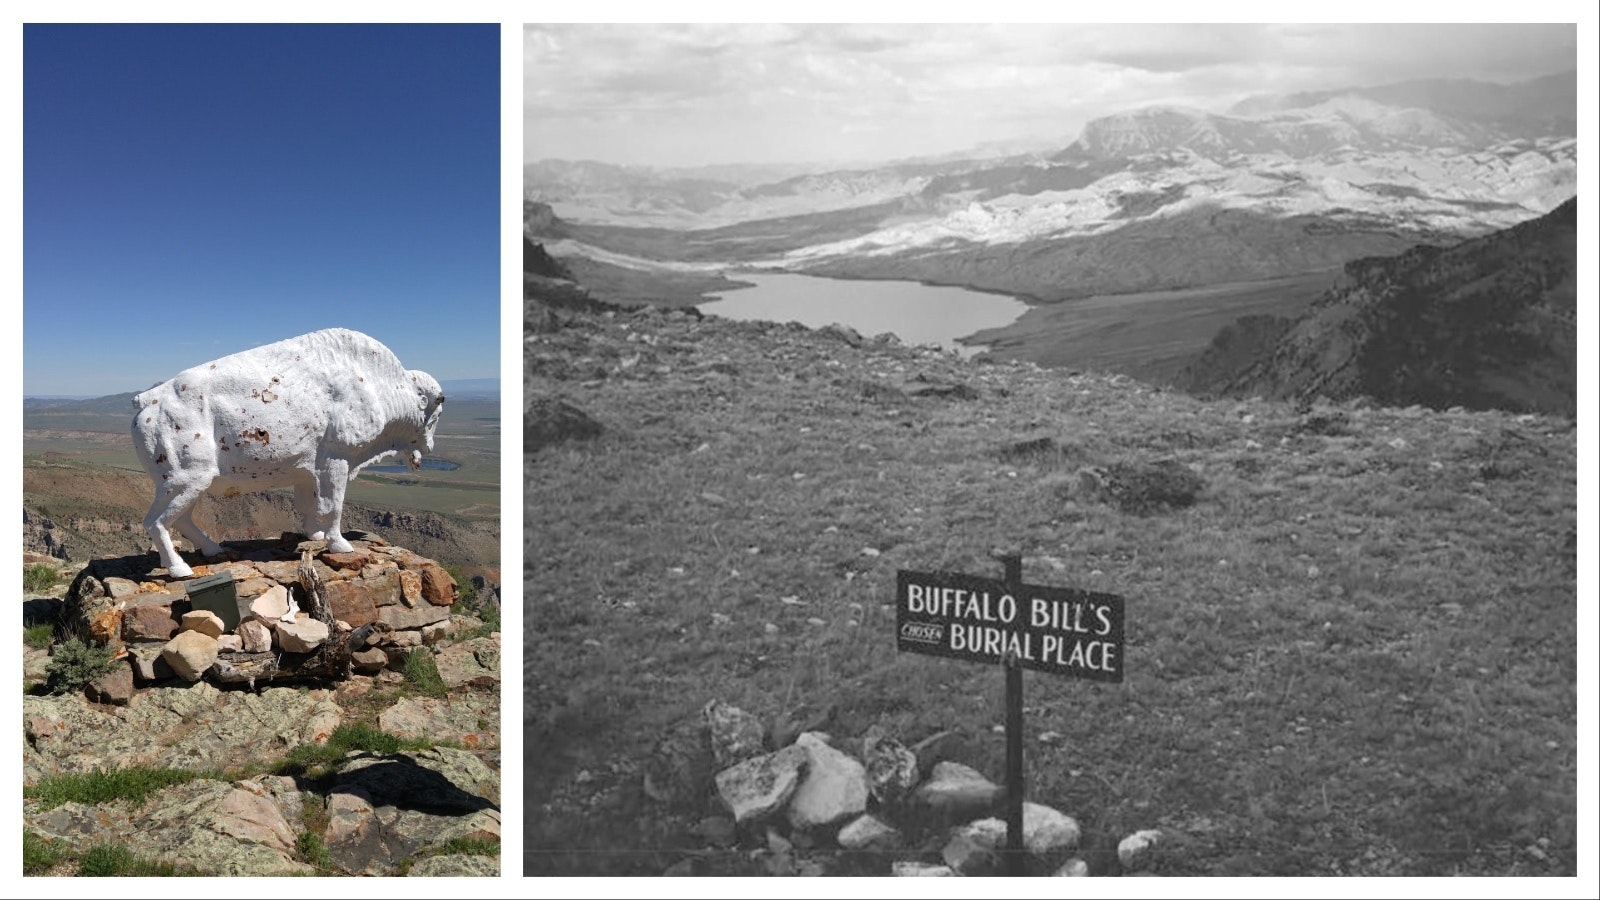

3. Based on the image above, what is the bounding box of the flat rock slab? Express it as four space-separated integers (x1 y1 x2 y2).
434 635 501 689
23 684 342 783
378 694 500 749
407 853 500 876
24 777 315 877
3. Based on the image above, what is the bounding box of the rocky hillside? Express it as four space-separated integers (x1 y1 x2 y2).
22 548 503 877
1178 197 1577 416
21 458 500 596
525 296 1577 876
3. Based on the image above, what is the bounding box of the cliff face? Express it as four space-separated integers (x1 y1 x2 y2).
1178 197 1577 416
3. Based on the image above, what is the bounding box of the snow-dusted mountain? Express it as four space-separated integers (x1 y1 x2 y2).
526 71 1576 299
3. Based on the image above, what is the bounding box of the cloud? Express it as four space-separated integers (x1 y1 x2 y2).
523 22 1579 167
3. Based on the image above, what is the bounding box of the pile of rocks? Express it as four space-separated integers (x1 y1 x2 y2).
687 700 1161 876
62 533 466 700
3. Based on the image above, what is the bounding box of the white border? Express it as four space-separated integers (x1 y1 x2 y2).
7 5 1597 897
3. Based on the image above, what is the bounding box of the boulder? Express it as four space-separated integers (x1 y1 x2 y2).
943 819 1005 874
123 601 181 642
714 744 807 825
128 644 176 682
1119 829 1162 871
1021 802 1082 856
238 619 274 653
836 814 900 851
434 636 500 689
954 803 1082 862
1054 858 1090 876
786 732 869 830
420 565 457 605
250 585 292 621
703 700 766 769
162 630 219 682
379 602 451 631
324 579 379 627
86 662 135 705
352 647 389 673
180 609 226 638
912 760 1003 820
275 617 330 653
399 569 423 607
861 727 918 807
88 605 124 647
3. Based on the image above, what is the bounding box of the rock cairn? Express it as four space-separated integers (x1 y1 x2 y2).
63 532 462 698
659 700 1162 876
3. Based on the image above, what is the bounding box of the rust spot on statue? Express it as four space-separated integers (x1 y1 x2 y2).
239 427 270 446
155 453 166 464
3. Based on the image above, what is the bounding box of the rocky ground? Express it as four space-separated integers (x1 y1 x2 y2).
22 553 502 877
526 302 1577 876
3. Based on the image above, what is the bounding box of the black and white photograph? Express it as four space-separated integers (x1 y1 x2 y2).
523 22 1584 879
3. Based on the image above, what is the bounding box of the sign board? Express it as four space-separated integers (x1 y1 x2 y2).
896 569 1125 682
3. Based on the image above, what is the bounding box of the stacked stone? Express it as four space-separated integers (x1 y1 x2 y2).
66 533 461 698
692 702 1157 876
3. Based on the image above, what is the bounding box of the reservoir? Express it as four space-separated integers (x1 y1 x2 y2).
364 458 460 474
698 272 1027 355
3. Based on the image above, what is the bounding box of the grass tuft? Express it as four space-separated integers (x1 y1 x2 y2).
271 722 437 780
75 843 205 877
295 831 334 870
24 622 56 650
23 562 62 594
25 766 217 811
402 649 448 697
23 829 69 874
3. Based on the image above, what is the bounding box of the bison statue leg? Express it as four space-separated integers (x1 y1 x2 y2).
313 457 355 554
292 476 329 542
173 504 224 559
143 477 216 579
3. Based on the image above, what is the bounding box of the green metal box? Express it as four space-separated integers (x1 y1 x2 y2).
185 571 244 632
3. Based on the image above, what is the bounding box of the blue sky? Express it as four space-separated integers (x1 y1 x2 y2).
23 24 500 397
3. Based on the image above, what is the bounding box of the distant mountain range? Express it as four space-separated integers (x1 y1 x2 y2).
1177 197 1577 416
24 377 499 410
526 71 1576 302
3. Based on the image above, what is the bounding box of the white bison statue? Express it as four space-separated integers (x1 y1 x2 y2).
131 328 445 578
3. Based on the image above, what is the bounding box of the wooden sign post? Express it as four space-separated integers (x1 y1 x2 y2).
896 556 1125 876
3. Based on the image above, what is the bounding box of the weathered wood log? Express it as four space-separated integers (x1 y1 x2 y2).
293 549 355 680
209 651 279 688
